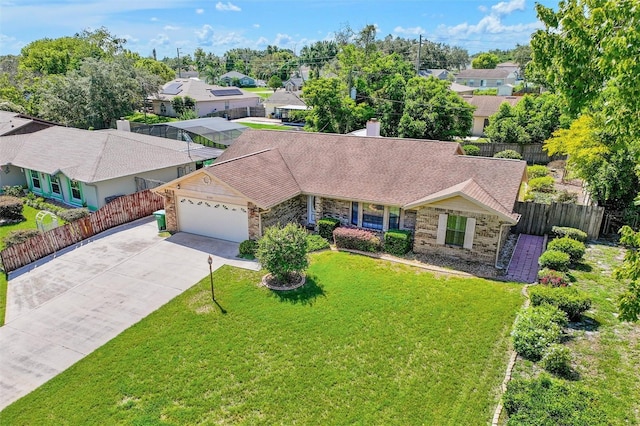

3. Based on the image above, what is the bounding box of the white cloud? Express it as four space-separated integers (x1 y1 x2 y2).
150 33 170 46
196 8 204 14
150 17 158 21
491 0 525 16
163 25 180 31
253 24 260 28
256 36 269 45
215 2 241 12
478 5 488 12
274 33 294 46
394 26 426 35
121 34 139 43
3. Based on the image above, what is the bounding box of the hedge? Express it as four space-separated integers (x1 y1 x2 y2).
0 196 24 220
538 249 571 271
333 227 381 252
318 217 340 240
384 230 412 256
58 208 90 223
511 305 567 361
3 229 40 248
306 234 330 252
528 176 556 193
462 145 480 156
239 239 258 257
552 226 588 242
527 165 549 179
529 285 592 321
547 237 586 263
494 149 523 160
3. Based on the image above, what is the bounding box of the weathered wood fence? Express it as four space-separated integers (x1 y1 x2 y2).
460 142 566 164
0 190 164 273
513 201 605 239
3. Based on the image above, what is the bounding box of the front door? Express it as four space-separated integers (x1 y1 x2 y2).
307 195 316 225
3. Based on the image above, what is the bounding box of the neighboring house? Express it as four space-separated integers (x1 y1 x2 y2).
284 77 304 92
454 69 516 91
0 126 218 210
449 82 475 96
496 62 521 76
462 95 522 137
262 90 307 119
0 111 56 136
153 128 526 265
151 78 260 118
219 71 257 87
419 69 450 80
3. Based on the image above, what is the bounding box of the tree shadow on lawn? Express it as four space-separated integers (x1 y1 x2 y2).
269 275 326 306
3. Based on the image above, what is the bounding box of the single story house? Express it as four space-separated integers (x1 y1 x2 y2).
284 77 304 92
0 126 218 210
419 69 451 80
150 78 261 118
462 95 522 136
219 71 257 87
263 90 307 119
449 82 475 96
454 69 516 92
496 62 521 76
153 128 526 265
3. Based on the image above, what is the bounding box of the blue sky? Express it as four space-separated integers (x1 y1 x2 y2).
0 0 557 59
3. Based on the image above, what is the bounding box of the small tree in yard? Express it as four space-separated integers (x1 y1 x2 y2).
256 223 309 283
268 75 282 92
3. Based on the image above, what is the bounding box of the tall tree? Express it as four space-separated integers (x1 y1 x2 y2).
302 77 366 134
471 53 499 69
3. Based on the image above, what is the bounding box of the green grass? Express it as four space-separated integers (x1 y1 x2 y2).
0 251 523 424
240 122 290 131
242 87 273 99
510 243 640 424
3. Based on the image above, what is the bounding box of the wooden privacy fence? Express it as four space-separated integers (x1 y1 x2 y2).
513 201 605 239
1 190 164 273
460 142 566 164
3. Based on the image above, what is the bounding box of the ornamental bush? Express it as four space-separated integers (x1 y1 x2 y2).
541 344 572 376
493 149 523 160
537 268 570 287
527 165 549 179
333 227 381 252
3 229 40 248
57 208 90 223
529 285 592 321
528 176 556 193
511 305 567 361
306 234 330 252
552 226 588 242
384 230 412 256
1 185 25 197
538 250 571 271
318 217 340 240
463 144 480 156
256 223 309 283
0 196 24 221
239 239 258 257
548 237 586 263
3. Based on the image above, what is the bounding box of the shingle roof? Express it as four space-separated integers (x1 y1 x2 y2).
206 130 525 219
0 127 212 183
462 95 522 117
265 90 306 105
456 69 511 79
152 78 259 103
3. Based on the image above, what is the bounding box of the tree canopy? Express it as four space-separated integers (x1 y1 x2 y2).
471 53 499 69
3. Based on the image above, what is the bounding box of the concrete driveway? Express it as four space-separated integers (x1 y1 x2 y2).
0 217 259 409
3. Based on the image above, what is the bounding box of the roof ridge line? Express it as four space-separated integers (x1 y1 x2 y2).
210 148 273 167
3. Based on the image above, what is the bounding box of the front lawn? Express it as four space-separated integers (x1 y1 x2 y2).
241 122 289 131
0 251 523 424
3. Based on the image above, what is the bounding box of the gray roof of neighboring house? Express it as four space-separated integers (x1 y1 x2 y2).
205 129 525 220
285 77 304 86
219 71 253 80
462 95 522 117
152 78 260 103
456 69 512 79
0 126 216 183
265 90 306 106
0 111 57 136
449 82 475 93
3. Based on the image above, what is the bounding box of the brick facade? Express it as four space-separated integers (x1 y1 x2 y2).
262 194 306 230
318 197 352 225
248 202 260 239
413 206 508 264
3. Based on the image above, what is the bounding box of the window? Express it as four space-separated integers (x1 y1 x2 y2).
70 180 82 201
480 79 487 87
388 207 400 230
160 103 166 114
50 174 61 196
351 202 359 225
446 215 467 246
30 170 41 190
362 204 384 230
496 79 503 86
468 79 474 86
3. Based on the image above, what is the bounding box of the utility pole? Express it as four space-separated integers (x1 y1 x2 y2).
177 48 182 78
416 35 422 75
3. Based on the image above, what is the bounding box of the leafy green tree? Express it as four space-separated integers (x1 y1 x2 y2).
19 37 104 75
302 78 364 134
256 223 309 284
300 41 338 79
397 77 473 141
615 226 640 322
268 75 282 92
471 53 499 69
134 58 175 83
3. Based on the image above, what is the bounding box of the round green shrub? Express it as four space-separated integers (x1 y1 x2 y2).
552 226 588 242
494 149 523 160
547 237 586 263
537 268 570 287
541 344 572 376
527 165 549 179
306 234 330 252
239 239 258 257
539 250 571 271
511 305 567 361
463 144 480 156
58 208 90 223
528 176 556 193
256 223 309 283
529 285 592 321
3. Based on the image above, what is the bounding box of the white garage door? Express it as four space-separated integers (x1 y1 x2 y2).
177 197 249 242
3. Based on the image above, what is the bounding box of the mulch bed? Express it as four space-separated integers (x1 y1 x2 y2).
261 272 306 291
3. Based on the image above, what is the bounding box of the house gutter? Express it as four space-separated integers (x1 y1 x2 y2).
495 223 510 269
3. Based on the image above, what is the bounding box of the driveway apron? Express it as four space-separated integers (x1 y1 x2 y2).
0 218 259 409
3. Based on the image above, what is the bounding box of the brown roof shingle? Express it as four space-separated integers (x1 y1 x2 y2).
462 95 522 117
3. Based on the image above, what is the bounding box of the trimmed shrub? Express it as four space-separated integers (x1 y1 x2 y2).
384 230 412 256
527 165 549 179
333 227 381 253
57 208 90 223
547 237 586 263
541 344 572 376
306 234 330 252
463 144 480 156
528 176 556 193
552 226 588 242
529 285 592 321
318 217 340 240
555 189 578 204
1 185 26 197
239 239 258 257
493 149 523 160
0 196 24 220
511 305 567 361
537 268 570 287
538 250 571 271
256 223 309 282
504 376 606 425
3 229 40 248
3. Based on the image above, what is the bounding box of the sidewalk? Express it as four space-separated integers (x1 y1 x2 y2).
505 234 546 283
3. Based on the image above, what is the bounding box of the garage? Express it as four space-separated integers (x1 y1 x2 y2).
177 197 249 242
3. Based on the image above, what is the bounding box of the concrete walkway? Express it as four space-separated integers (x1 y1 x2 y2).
505 234 546 283
0 218 259 409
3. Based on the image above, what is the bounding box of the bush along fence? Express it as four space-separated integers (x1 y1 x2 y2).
513 201 604 239
0 190 163 273
460 142 565 165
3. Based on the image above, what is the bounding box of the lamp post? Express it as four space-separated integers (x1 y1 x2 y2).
207 255 214 301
